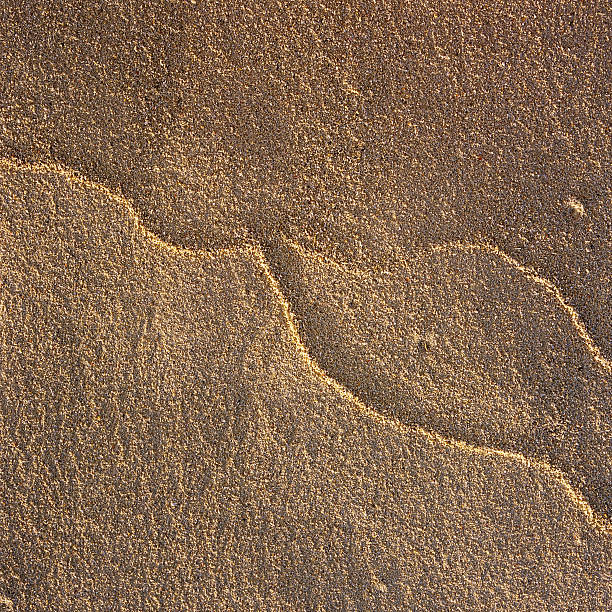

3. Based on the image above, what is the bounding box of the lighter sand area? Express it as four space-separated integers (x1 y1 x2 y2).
0 160 610 610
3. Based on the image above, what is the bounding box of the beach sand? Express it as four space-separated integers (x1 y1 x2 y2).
0 1 610 610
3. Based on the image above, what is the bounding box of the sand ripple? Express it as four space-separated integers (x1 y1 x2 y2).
1 156 609 537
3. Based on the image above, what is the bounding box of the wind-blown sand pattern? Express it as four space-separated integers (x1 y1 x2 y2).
1 1 611 610
1 160 611 610
2 0 611 356
265 236 612 521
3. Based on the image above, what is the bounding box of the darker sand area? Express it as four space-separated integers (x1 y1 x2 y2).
0 1 611 610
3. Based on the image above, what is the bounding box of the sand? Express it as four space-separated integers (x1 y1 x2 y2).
0 1 611 610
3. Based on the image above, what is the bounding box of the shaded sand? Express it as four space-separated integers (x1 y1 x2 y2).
1 163 611 610
2 0 611 354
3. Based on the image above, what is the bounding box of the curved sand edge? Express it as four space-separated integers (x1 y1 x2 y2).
1 155 609 537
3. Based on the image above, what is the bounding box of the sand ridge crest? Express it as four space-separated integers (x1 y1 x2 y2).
0 155 610 538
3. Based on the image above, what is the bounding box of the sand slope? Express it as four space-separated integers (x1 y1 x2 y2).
265 236 612 520
0 161 610 610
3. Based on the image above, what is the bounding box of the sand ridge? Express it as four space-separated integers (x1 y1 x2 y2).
3 0 611 359
1 155 609 539
265 234 612 521
253 241 612 537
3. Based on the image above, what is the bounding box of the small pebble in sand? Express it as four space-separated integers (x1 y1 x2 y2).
565 197 585 218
